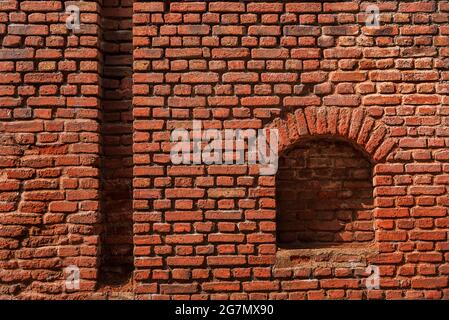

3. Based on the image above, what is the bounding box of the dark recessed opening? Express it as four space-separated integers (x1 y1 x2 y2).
276 137 374 249
99 0 134 288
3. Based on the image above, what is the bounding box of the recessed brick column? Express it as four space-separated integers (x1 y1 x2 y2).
99 0 134 289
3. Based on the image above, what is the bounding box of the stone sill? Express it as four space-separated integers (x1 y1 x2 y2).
275 243 378 269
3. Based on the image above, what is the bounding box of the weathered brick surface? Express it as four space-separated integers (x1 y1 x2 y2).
132 1 449 300
0 0 103 298
1 0 449 300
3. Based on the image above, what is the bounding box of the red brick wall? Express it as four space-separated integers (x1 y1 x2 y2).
132 0 449 300
1 0 449 300
0 1 103 298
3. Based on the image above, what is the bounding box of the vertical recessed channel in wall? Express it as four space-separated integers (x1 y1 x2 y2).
100 0 134 286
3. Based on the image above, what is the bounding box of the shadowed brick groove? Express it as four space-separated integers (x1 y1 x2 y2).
2 0 449 300
100 0 134 289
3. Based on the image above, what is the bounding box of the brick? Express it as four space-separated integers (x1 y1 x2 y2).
222 72 258 83
399 2 436 12
261 73 297 83
247 3 283 12
0 48 34 60
323 25 359 36
181 72 219 83
166 48 204 58
202 282 241 292
209 2 245 12
375 208 410 218
411 277 448 289
241 96 280 106
160 284 198 294
324 48 362 59
323 95 360 107
323 2 359 12
212 48 250 59
178 25 210 35
49 202 78 213
171 2 206 12
165 211 203 222
284 96 321 107
24 73 63 83
168 97 206 108
252 48 289 59
5 121 44 133
213 26 245 35
363 95 401 106
412 207 447 217
320 279 359 289
286 3 322 12
8 24 48 35
405 164 441 173
282 280 319 291
20 1 62 11
243 281 279 292
134 2 165 12
291 48 321 59
208 188 246 198
65 48 100 59
167 257 204 267
207 256 246 266
330 72 367 82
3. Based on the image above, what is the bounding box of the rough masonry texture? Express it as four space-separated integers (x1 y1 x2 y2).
1 0 449 299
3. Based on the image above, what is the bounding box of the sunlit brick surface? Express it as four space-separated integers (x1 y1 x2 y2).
1 0 449 300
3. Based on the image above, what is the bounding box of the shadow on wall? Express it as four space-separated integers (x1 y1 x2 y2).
276 137 375 249
99 0 134 286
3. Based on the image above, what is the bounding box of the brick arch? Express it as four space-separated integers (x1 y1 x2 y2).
267 107 397 163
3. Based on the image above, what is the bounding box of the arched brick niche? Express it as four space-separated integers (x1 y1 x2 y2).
276 137 374 248
269 107 397 265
